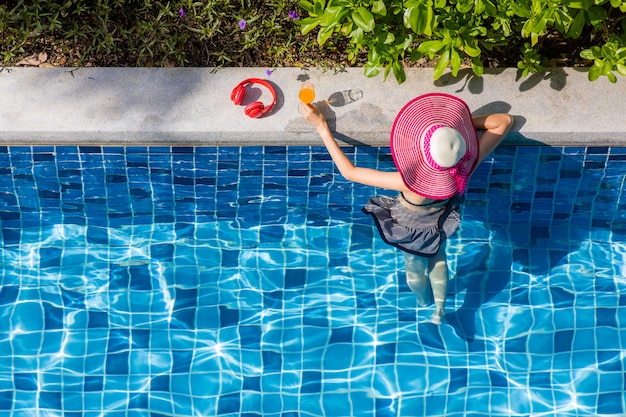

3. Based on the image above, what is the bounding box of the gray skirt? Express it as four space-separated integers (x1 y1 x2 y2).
362 194 463 257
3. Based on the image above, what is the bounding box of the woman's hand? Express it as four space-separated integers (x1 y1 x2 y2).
300 103 328 130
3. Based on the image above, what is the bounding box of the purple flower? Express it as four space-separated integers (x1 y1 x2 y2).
288 10 300 20
238 19 246 30
265 68 273 77
178 7 186 18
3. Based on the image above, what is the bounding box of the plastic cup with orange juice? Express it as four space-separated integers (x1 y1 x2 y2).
298 82 315 104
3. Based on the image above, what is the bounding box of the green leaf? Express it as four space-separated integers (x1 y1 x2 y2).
510 2 530 18
587 6 607 26
350 27 364 44
410 49 424 61
417 39 445 55
616 63 626 76
320 6 346 27
567 11 585 39
616 47 626 60
484 0 498 16
298 0 316 14
399 35 414 51
462 39 481 57
456 0 473 13
471 57 484 77
372 0 387 16
610 0 622 7
352 7 375 32
420 6 434 36
475 0 486 15
392 60 406 84
404 5 433 36
317 25 334 45
468 25 488 37
579 48 595 60
313 0 327 15
383 62 392 81
368 47 380 64
298 17 322 35
450 47 461 76
590 46 603 59
588 64 603 81
529 13 548 35
377 31 395 45
601 44 615 58
521 19 532 38
433 49 450 80
531 32 539 47
607 71 617 83
364 61 381 77
403 7 416 30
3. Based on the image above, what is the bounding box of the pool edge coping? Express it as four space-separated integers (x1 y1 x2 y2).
1 66 625 147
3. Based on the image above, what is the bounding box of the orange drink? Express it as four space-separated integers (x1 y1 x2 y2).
298 82 315 104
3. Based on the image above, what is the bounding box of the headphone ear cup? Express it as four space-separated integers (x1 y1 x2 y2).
244 101 265 118
231 85 245 105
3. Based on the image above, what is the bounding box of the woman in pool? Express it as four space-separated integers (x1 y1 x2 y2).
301 93 513 324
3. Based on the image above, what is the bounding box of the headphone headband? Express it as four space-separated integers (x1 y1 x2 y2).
230 78 277 118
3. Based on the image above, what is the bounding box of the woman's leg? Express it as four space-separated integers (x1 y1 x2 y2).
404 253 432 306
427 241 449 324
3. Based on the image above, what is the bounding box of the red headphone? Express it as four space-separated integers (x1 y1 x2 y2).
231 78 277 118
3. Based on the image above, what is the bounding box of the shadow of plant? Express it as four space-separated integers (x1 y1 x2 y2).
433 67 568 92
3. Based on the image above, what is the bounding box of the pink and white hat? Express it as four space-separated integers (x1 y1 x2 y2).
390 93 479 199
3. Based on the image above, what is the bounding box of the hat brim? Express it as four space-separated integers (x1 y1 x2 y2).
390 93 479 199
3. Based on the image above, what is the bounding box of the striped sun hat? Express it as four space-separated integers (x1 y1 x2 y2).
390 93 479 199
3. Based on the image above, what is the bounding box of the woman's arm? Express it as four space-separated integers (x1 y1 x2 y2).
472 113 514 165
301 103 407 191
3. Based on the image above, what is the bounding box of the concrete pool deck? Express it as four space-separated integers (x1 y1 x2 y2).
0 66 625 146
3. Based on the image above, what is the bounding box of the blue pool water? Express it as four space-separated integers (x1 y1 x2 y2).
0 145 625 416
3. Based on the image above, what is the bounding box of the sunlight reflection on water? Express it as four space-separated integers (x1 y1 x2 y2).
0 146 625 416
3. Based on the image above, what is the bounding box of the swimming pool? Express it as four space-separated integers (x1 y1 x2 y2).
0 145 624 416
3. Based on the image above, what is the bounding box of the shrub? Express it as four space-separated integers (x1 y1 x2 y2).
297 0 626 83
1 0 625 83
0 0 320 68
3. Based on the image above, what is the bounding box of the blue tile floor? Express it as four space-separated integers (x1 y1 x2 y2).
0 145 625 416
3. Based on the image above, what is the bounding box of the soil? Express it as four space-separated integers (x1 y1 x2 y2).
15 27 593 71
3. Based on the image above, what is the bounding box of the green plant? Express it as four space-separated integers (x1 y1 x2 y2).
0 0 313 68
580 33 626 82
296 0 516 82
517 42 545 76
297 0 626 83
298 0 415 82
2 0 626 84
576 0 626 82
